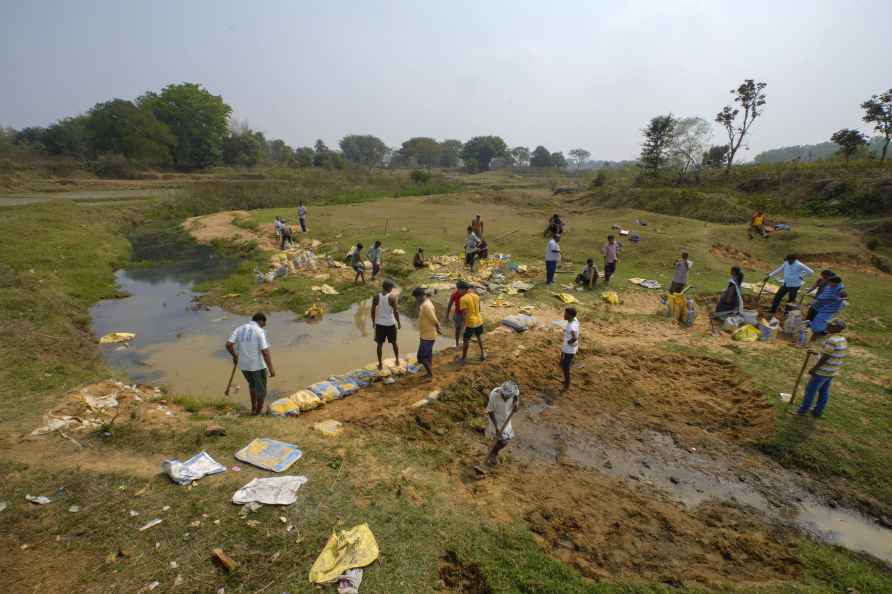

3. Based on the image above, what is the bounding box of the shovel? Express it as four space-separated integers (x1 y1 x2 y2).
474 399 520 474
224 361 237 397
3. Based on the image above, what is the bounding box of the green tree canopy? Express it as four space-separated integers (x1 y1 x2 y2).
439 139 463 167
551 151 568 169
85 99 176 164
715 79 767 171
44 116 89 159
529 145 552 167
639 114 676 176
568 148 590 169
861 89 892 162
829 128 867 164
340 134 389 169
460 135 508 172
139 83 231 168
398 137 441 169
294 147 315 168
511 146 530 167
222 132 262 166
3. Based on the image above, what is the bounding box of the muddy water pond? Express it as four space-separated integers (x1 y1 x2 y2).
91 265 451 407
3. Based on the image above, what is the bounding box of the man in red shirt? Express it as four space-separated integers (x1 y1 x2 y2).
444 281 465 348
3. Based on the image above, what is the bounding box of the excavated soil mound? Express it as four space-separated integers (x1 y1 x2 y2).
710 243 769 270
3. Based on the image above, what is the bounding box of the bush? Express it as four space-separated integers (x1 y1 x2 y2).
89 155 144 179
591 170 607 188
871 254 891 273
410 169 431 184
866 237 880 251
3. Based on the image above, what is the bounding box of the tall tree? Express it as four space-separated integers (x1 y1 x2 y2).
568 148 591 169
460 135 508 172
314 139 329 154
861 89 892 162
670 117 712 178
222 132 262 166
439 139 463 167
529 145 552 168
340 134 389 170
715 79 767 172
703 145 729 168
830 129 867 165
551 151 568 169
44 115 89 159
294 147 315 168
86 99 176 164
139 83 231 168
511 146 530 167
398 137 441 169
268 139 294 164
639 114 676 177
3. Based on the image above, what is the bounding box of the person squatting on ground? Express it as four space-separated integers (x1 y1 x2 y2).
603 235 621 287
350 242 365 284
371 279 401 370
413 248 426 269
767 254 814 315
670 252 692 293
575 258 598 289
545 213 563 238
749 209 768 239
225 312 275 415
367 240 383 280
560 307 579 391
545 233 561 287
445 281 465 348
459 280 485 362
791 319 848 418
711 266 744 332
465 227 480 271
809 275 847 336
413 286 441 379
297 201 308 232
485 380 520 466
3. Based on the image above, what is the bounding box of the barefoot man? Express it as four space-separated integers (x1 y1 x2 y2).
485 380 519 466
371 279 401 370
412 286 441 379
226 312 275 415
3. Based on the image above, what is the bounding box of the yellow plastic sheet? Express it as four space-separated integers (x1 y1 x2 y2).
99 332 135 344
309 523 380 584
269 397 301 416
290 390 323 411
554 293 579 304
600 291 620 305
667 293 687 323
732 324 761 342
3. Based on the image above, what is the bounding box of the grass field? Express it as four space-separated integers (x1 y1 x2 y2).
1 169 891 593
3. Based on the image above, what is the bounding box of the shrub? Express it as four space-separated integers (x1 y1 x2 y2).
591 170 607 188
866 237 880 251
410 169 431 184
871 254 891 273
89 155 143 179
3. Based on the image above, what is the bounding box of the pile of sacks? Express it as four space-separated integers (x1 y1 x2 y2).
268 355 424 417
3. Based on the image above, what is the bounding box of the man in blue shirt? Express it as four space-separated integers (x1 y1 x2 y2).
766 254 814 315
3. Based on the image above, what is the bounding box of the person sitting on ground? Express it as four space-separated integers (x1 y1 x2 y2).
766 253 814 315
575 258 598 289
560 307 579 390
713 266 744 322
790 319 847 418
465 226 480 271
805 269 834 322
471 214 484 238
670 252 692 293
484 380 519 466
748 209 768 239
477 238 489 260
445 281 465 348
367 240 383 280
545 214 564 237
413 248 426 269
350 242 365 284
459 280 485 362
225 312 275 416
809 275 847 337
412 286 441 380
371 279 401 369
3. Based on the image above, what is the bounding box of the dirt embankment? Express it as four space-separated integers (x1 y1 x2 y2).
183 210 280 251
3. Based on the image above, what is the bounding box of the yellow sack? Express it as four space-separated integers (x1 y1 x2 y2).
667 293 687 323
313 419 343 437
309 523 380 584
554 292 579 304
601 291 620 305
99 332 135 344
289 389 323 411
732 324 761 342
269 397 301 416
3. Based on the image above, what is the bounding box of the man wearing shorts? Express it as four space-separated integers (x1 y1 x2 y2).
371 279 401 370
367 240 383 280
351 242 366 284
413 286 441 379
226 312 276 415
459 281 485 362
465 227 480 271
560 307 579 391
603 235 621 287
445 281 465 347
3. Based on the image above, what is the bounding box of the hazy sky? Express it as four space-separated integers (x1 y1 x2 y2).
2 0 889 160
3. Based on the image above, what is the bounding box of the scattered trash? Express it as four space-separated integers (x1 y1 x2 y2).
145 581 160 591
212 548 239 573
231 465 241 472
173 575 184 587
99 332 136 344
235 438 303 472
139 518 163 531
337 568 364 594
162 452 227 485
311 284 340 295
68 505 80 513
391 248 406 255
554 292 579 304
239 501 263 517
129 510 140 517
779 392 793 403
205 424 226 436
309 523 380 584
25 495 51 505
84 393 119 410
313 419 343 437
0 501 8 512
304 303 325 319
232 476 309 506
601 291 620 305
732 325 761 342
510 280 534 292
30 417 77 436
500 314 537 333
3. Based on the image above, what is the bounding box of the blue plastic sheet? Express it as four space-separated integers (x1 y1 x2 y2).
235 438 303 472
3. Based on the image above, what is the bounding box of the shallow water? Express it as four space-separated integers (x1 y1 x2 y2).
91 267 450 407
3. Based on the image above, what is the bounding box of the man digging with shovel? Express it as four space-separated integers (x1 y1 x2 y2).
482 381 520 468
225 312 276 415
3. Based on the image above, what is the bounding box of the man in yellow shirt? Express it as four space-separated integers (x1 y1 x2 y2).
412 287 441 378
458 280 486 362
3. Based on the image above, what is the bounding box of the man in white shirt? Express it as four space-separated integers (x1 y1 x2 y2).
484 381 520 466
226 313 276 415
297 202 308 232
766 253 814 315
560 307 579 390
545 234 561 287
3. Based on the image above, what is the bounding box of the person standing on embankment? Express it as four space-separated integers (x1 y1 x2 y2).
371 279 401 370
603 235 621 287
226 312 275 415
545 233 561 288
297 201 308 232
670 252 692 293
790 319 848 418
766 254 814 315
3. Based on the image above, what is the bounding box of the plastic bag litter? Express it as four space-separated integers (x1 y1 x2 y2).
391 248 406 255
84 393 119 410
554 292 579 304
328 376 361 396
313 419 343 437
232 476 309 505
26 494 52 505
287 390 323 411
732 324 761 342
308 381 342 402
235 438 303 472
312 284 340 295
639 279 660 289
510 280 534 292
99 332 135 344
501 314 536 332
722 315 745 331
309 523 380 584
601 291 620 305
30 416 77 436
269 397 302 417
758 319 780 341
162 451 227 485
338 569 363 594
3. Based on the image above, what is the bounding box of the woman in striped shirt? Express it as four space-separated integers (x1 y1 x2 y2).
792 319 848 418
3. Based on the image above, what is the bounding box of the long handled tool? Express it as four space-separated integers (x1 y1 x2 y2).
484 402 520 463
786 351 813 410
224 361 237 397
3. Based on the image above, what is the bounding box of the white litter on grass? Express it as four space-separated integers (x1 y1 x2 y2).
84 393 119 410
779 392 793 403
139 518 163 531
232 476 309 506
0 501 8 512
25 495 51 505
68 505 80 513
129 510 140 517
162 451 226 485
